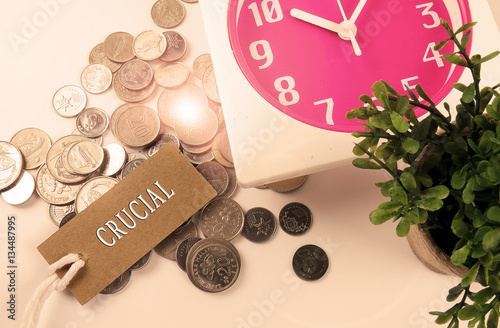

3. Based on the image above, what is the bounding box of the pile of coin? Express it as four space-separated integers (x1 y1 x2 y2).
0 0 321 295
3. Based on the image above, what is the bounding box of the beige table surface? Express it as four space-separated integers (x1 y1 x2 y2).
1 1 500 328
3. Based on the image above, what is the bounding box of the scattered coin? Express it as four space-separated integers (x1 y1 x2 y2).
175 105 218 147
113 74 157 103
66 140 104 175
199 197 244 241
160 31 187 62
212 133 234 168
133 30 167 61
181 0 198 3
154 61 190 88
242 207 276 243
183 149 214 165
52 85 87 118
35 164 82 205
130 250 153 271
218 127 233 164
48 203 76 226
176 237 202 271
279 202 312 236
80 63 112 94
110 103 136 138
146 133 180 157
218 168 238 199
89 43 122 73
208 99 225 131
151 0 185 28
193 53 212 79
0 142 24 191
155 220 198 260
115 105 161 148
196 161 228 196
75 176 119 213
157 83 207 128
100 270 132 294
98 143 127 176
266 175 309 193
120 158 145 180
59 212 77 228
103 32 136 63
72 128 103 145
10 128 51 170
45 135 91 184
186 238 241 293
1 171 35 205
118 59 154 90
202 64 220 103
181 140 212 155
75 107 109 137
292 244 329 281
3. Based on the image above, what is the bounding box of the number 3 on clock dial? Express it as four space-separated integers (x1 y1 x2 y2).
228 0 472 132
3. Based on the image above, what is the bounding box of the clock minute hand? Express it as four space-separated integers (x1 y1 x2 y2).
350 0 367 23
336 0 362 56
290 8 341 34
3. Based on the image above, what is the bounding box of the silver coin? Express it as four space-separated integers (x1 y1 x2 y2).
52 85 87 118
196 161 228 197
119 158 145 180
10 128 52 170
132 30 167 61
130 250 153 271
154 220 198 260
218 168 238 199
75 107 109 138
292 244 329 281
279 202 313 236
202 64 220 103
66 140 104 175
100 270 132 294
35 164 83 205
186 238 241 293
174 105 218 147
157 83 208 128
59 212 77 228
193 53 212 80
1 171 35 205
98 143 127 176
75 176 118 213
176 237 202 271
127 152 148 161
183 149 214 165
80 64 112 94
241 207 277 243
72 129 103 145
151 0 185 29
159 31 187 62
0 142 24 191
180 140 213 155
146 133 180 158
199 198 244 241
154 62 190 88
48 203 76 226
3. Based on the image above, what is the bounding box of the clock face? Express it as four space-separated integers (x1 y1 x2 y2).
228 0 472 132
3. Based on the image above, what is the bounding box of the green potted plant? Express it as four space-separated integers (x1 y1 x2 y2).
347 19 500 328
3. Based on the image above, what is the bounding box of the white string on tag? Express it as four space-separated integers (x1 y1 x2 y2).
20 253 85 328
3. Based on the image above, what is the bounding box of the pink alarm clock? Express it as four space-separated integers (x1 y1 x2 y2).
228 0 472 132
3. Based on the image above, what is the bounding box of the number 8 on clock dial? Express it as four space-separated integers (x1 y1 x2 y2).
228 0 472 132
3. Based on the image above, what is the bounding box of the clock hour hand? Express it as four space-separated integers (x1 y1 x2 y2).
336 0 362 56
290 8 341 34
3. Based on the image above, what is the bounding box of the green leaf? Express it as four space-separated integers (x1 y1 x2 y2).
446 285 465 302
368 116 391 129
473 288 495 304
369 209 395 225
352 158 382 170
372 81 390 109
486 206 500 223
416 172 433 188
462 84 476 103
434 39 450 51
483 228 500 251
487 97 500 121
421 185 449 199
395 95 410 115
435 313 454 325
451 244 470 266
389 186 408 205
359 94 377 108
396 218 410 237
378 201 403 212
445 142 468 156
400 172 417 191
461 30 471 49
463 177 476 204
461 262 480 287
415 198 443 211
443 53 468 66
415 84 435 106
452 212 471 238
453 83 467 92
353 138 373 156
458 304 481 320
381 80 400 97
402 138 419 154
480 51 500 63
455 22 477 34
390 112 410 133
487 309 499 328
451 165 469 189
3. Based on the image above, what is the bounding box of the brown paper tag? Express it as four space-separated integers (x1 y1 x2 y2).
38 142 216 305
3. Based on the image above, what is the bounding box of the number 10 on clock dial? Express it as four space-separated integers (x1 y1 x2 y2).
228 0 472 132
